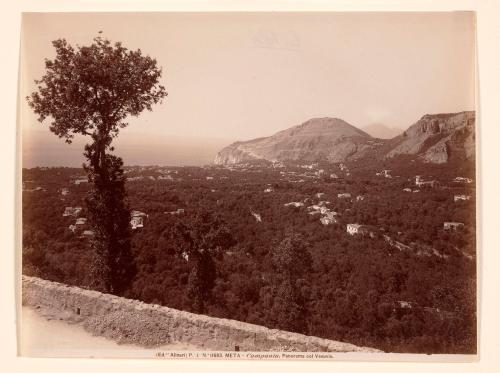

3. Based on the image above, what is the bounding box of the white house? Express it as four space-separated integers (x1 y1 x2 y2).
444 222 464 230
347 223 362 235
347 224 376 237
453 177 473 184
320 215 338 225
130 210 147 229
165 209 184 215
338 193 351 199
130 216 144 230
415 175 438 188
75 217 87 226
454 195 471 202
284 202 304 208
81 230 94 238
63 206 82 217
74 178 88 185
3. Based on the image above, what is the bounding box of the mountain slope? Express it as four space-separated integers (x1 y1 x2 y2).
385 111 475 163
214 112 475 165
215 117 380 165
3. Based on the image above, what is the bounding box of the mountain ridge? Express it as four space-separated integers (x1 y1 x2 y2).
214 111 475 165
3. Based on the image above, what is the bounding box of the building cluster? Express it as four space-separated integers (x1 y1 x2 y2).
63 207 94 238
376 169 392 178
307 201 339 225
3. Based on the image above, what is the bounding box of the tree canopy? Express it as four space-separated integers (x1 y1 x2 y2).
27 36 167 144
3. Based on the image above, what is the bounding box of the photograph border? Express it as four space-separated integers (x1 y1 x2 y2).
2 1 500 372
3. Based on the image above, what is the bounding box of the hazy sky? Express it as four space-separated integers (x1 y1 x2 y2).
20 12 475 166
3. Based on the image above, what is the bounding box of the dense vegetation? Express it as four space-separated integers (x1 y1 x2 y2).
22 158 476 354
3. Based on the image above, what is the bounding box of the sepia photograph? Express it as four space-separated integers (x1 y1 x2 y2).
18 11 477 360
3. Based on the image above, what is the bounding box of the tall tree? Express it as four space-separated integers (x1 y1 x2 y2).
27 35 167 294
270 230 312 333
172 211 235 314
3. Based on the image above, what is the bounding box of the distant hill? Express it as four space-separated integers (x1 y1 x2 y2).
215 117 381 165
361 123 402 139
214 111 475 165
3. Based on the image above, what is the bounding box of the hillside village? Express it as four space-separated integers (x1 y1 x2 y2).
23 158 475 265
22 157 476 354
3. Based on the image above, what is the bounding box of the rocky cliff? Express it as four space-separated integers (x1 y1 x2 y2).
385 111 475 163
214 112 475 165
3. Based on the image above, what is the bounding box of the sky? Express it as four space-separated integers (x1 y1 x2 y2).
20 12 476 167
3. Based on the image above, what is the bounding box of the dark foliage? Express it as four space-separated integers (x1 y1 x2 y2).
26 36 167 295
22 156 476 354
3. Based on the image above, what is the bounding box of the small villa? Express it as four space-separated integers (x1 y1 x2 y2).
81 230 95 238
338 193 351 199
63 207 82 217
74 178 88 185
453 177 473 184
130 210 147 229
346 224 376 237
165 208 184 215
454 195 471 202
444 222 464 230
347 223 362 235
415 176 438 188
75 217 87 226
130 216 144 230
320 212 338 226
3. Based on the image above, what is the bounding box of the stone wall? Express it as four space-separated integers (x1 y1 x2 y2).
22 275 379 352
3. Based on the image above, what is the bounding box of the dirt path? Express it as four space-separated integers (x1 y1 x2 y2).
20 306 198 358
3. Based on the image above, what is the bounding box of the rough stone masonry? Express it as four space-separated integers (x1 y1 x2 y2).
21 275 380 352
